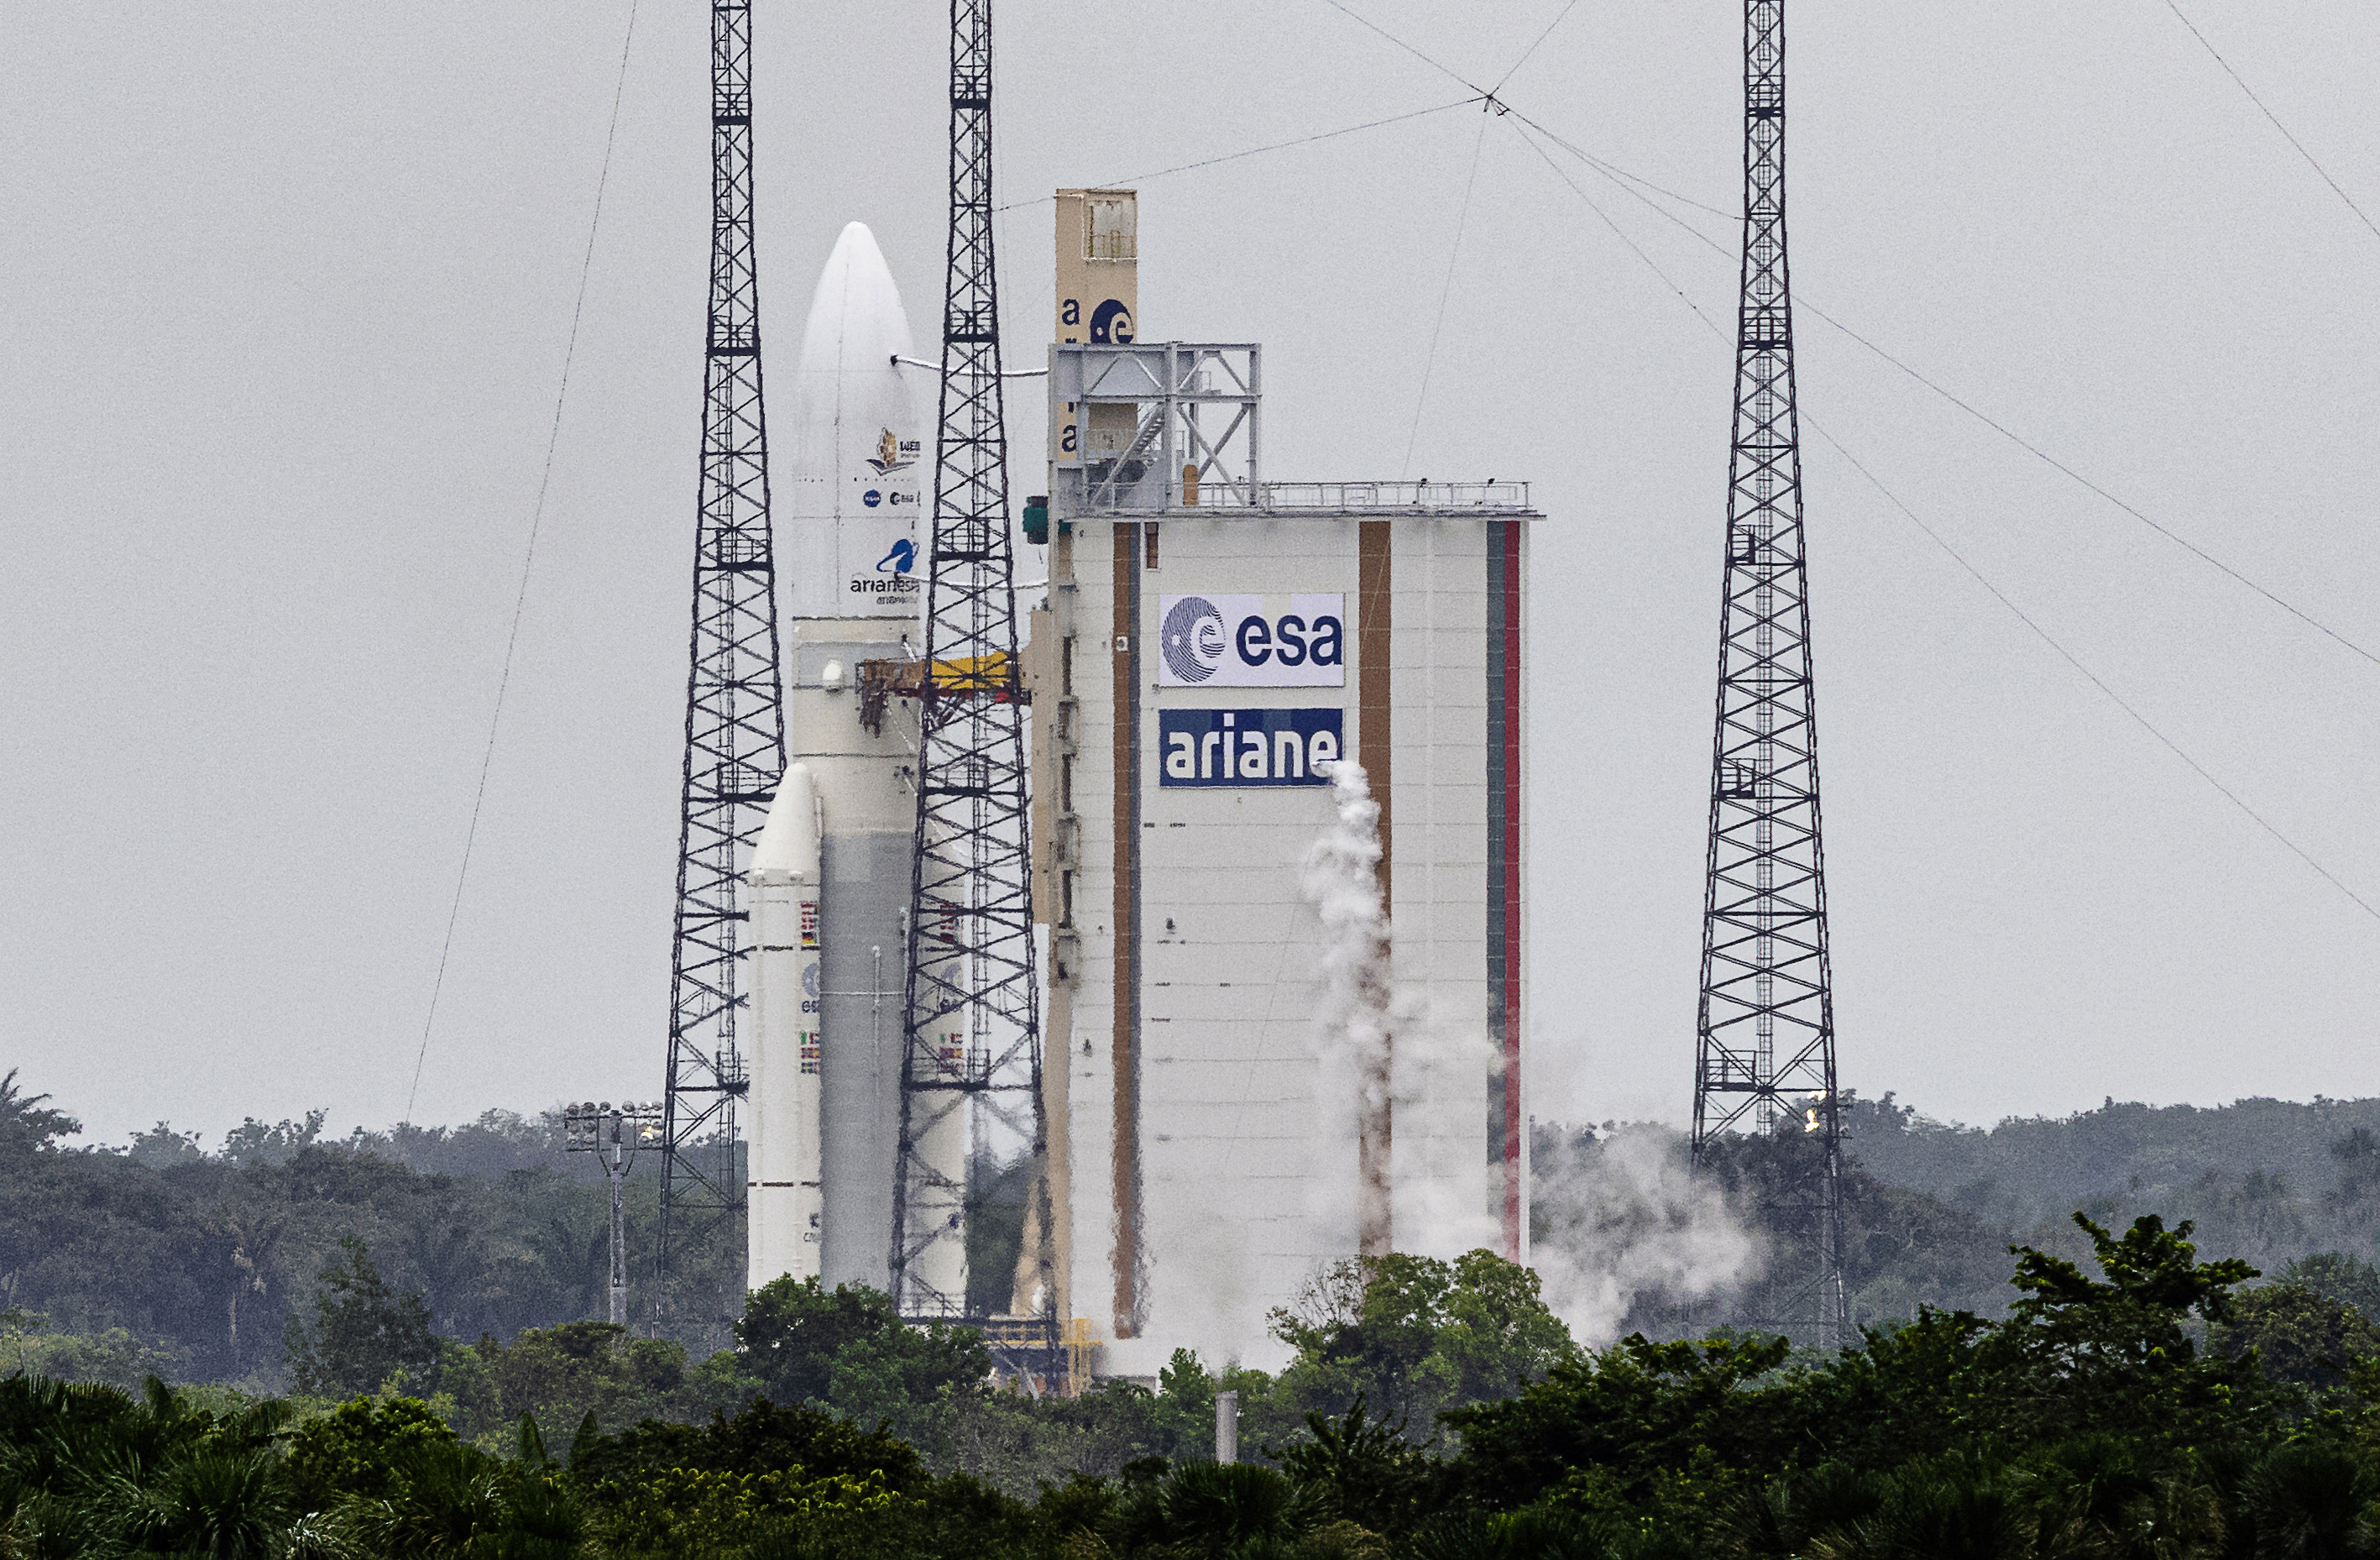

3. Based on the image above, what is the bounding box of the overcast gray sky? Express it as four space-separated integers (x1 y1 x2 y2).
3 2 2375 1147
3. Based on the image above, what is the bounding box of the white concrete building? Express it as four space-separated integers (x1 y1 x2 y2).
1023 241 1536 1369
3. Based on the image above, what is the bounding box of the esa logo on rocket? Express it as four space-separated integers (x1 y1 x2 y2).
1157 594 1346 688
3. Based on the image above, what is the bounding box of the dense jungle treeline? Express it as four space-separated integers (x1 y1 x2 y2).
0 1072 1044 1391
17 1207 2380 1555
1570 1090 2380 1335
14 1068 2380 1395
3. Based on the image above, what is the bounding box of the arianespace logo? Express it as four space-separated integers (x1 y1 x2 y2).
1157 594 1345 688
850 537 920 597
866 427 922 474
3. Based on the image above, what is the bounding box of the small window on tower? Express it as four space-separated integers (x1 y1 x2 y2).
1144 523 1160 571
1085 193 1137 261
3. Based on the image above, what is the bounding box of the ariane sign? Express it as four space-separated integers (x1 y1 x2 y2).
1156 594 1346 688
1159 709 1342 788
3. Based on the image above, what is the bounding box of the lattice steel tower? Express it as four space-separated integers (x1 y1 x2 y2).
657 0 782 1305
1690 0 1844 1347
889 0 1048 1322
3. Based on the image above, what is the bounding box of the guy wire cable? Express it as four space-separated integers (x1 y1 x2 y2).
1305 0 2380 669
1509 109 2380 672
1404 109 1493 479
405 0 646 1126
2162 1 2380 246
993 99 1483 214
1509 118 2380 925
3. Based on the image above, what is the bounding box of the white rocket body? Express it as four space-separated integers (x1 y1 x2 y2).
745 762 824 1291
753 220 949 1299
784 222 926 618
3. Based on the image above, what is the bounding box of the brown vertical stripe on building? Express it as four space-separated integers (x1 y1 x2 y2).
1356 519 1394 1258
1110 522 1143 1337
1486 521 1525 1259
1357 521 1394 903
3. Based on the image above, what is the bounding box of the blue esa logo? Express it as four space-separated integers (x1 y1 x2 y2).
1159 709 1342 788
1156 594 1345 688
1091 298 1135 344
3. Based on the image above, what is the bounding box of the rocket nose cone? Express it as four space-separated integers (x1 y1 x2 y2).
798 222 916 374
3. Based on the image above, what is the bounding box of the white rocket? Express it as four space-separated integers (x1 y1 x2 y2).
745 762 823 1290
745 221 964 1300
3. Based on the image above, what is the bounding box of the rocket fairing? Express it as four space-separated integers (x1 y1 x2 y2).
746 763 824 1292
784 222 926 620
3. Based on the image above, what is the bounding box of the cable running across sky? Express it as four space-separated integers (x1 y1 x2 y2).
1305 0 2380 673
1508 97 2379 927
405 0 646 1125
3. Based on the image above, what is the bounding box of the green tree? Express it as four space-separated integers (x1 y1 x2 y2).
282 1394 461 1510
1276 1395 1441 1538
1980 1213 2267 1447
283 1235 440 1399
1444 1332 1793 1513
827 1311 992 1457
2283 1252 2380 1319
2214 1281 2380 1390
0 1310 182 1392
0 1071 79 1156
102 1444 295 1557
567 1395 931 1495
735 1276 908 1406
473 1321 749 1437
1269 1250 1573 1432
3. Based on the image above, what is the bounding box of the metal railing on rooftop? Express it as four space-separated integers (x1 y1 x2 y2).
1255 480 1531 510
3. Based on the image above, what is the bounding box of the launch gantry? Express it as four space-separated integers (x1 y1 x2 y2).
657 0 783 1313
1690 0 1847 1349
890 0 1053 1340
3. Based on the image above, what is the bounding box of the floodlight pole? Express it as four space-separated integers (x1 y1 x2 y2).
565 1102 665 1326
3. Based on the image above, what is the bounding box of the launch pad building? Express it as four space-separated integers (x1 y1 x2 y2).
1025 192 1538 1374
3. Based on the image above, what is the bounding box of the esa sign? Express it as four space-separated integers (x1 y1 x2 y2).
1159 709 1342 788
1156 594 1345 688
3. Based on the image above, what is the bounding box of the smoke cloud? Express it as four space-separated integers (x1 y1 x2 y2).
1530 1124 1759 1346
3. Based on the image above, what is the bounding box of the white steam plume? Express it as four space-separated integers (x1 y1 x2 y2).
1301 761 1396 1256
1531 1124 1759 1346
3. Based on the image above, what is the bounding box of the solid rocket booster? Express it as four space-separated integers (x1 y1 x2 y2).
745 762 823 1292
785 222 926 618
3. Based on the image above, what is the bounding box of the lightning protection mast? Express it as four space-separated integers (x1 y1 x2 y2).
657 0 784 1321
1690 0 1845 1349
891 0 1049 1327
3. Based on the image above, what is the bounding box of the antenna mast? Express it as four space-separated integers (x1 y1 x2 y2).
1690 0 1845 1348
657 0 783 1316
890 0 1046 1321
